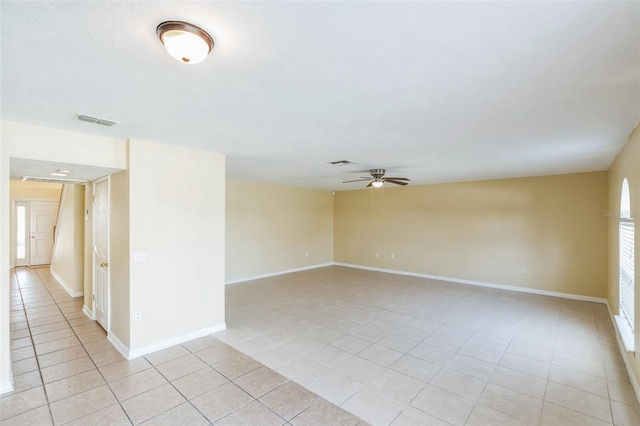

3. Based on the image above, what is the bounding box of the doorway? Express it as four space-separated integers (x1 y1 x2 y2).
14 200 59 266
93 177 110 330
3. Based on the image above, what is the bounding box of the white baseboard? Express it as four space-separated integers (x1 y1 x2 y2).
226 262 334 285
108 332 130 359
50 268 83 298
606 302 640 405
0 380 14 395
333 262 608 304
110 323 227 360
82 305 94 320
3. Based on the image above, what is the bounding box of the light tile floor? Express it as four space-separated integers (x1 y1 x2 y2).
217 266 640 426
4 265 640 425
2 267 366 425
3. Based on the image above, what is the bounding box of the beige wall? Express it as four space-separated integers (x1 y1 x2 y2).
109 171 131 348
335 172 608 298
9 181 63 267
9 181 62 200
51 185 85 296
607 125 640 384
226 180 334 283
128 139 225 353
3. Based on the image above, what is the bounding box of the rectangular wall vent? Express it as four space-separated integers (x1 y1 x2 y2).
21 176 88 184
329 160 355 165
75 114 118 127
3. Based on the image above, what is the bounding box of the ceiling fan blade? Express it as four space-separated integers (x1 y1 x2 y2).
385 179 409 186
366 182 373 187
384 177 410 181
342 178 371 183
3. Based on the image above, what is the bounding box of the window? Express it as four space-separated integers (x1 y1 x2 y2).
619 179 635 336
16 204 26 260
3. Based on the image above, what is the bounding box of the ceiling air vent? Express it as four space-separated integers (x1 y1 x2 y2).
21 176 87 184
329 160 355 166
75 114 118 127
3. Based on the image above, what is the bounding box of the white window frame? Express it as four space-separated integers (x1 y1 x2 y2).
615 178 634 352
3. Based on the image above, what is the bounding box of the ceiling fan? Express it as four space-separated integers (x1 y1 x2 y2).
342 169 410 188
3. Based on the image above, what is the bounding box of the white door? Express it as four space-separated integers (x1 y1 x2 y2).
30 201 59 266
93 178 110 330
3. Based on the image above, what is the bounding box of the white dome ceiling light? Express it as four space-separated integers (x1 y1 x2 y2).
157 21 214 64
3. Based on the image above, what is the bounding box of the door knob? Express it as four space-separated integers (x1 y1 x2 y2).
100 262 108 268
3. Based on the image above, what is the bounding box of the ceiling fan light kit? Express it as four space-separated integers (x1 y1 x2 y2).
342 169 410 188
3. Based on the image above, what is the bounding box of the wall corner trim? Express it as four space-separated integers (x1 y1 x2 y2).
0 380 14 395
225 263 333 285
333 263 608 304
126 323 227 360
50 268 83 298
82 306 94 321
606 302 640 405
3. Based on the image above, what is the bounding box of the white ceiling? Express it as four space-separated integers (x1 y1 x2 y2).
1 1 638 189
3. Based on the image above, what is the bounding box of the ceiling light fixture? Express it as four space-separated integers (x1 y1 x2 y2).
372 180 384 188
51 169 72 177
157 21 214 64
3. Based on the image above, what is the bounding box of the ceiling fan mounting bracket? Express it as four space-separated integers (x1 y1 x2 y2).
370 169 385 178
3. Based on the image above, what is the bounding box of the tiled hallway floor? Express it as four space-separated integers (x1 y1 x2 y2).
218 266 640 426
2 267 365 425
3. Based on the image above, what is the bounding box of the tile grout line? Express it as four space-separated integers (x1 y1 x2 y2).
29 267 135 426
11 269 57 423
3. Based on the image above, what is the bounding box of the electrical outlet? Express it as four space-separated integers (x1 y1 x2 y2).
135 311 142 321
391 254 395 259
375 253 379 258
305 251 309 257
133 252 146 263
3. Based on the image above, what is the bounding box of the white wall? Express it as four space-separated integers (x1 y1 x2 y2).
0 125 12 393
51 184 85 297
109 170 131 348
3 121 126 168
127 139 226 355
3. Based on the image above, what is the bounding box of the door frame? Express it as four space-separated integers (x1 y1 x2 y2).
92 176 110 331
12 199 60 267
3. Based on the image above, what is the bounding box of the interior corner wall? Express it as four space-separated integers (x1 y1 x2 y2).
225 180 334 283
334 172 609 299
127 139 225 353
51 184 85 296
109 170 131 348
607 125 640 383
